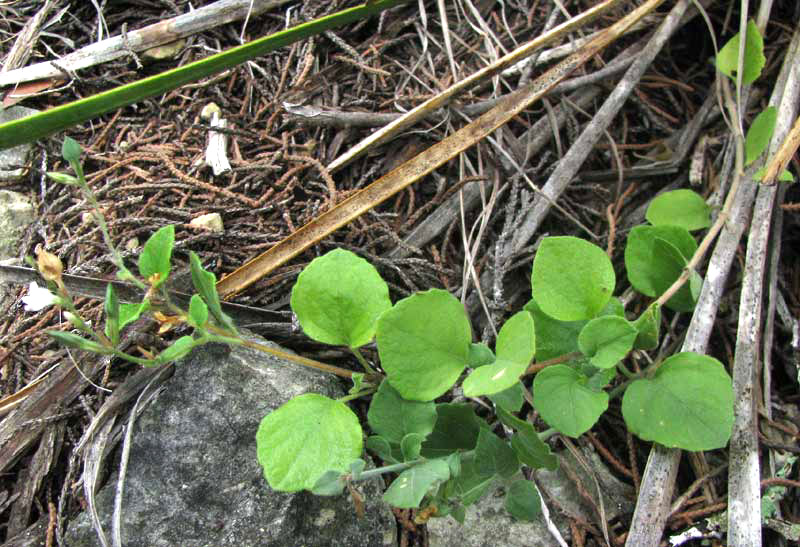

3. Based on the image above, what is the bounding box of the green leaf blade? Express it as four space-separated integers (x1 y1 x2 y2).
533 365 608 437
745 106 777 166
621 352 734 450
383 459 451 509
256 393 363 492
578 315 637 369
715 19 766 85
496 407 558 471
367 380 437 445
377 289 471 401
462 311 534 397
291 248 391 348
475 428 519 479
421 403 482 458
531 236 615 321
504 480 542 521
645 189 711 231
189 252 236 333
187 294 209 329
138 225 174 288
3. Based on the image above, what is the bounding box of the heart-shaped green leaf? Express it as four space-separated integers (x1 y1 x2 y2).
489 382 525 413
645 189 711 231
621 352 733 450
291 248 391 348
578 315 637 369
632 303 661 350
256 394 363 491
462 311 535 396
533 365 608 437
532 236 615 321
378 289 471 401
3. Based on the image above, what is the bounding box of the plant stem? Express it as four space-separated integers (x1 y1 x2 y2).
616 361 637 379
214 332 354 378
524 351 582 376
538 428 558 442
337 388 376 403
350 346 377 375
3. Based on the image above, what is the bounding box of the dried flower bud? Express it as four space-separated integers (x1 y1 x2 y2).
36 248 63 284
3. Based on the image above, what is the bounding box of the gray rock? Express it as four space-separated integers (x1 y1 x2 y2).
427 483 565 547
66 337 396 547
427 445 635 547
0 190 34 261
0 107 38 181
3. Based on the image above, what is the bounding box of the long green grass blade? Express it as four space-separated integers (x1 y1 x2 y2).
0 0 407 150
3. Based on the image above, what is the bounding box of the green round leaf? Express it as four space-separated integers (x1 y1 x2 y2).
377 289 471 401
645 189 711 231
715 19 765 86
138 225 175 288
578 315 637 369
256 394 363 491
531 236 615 321
621 352 733 450
533 365 608 437
291 249 391 348
462 311 535 397
383 459 451 509
745 106 777 167
625 225 699 311
366 435 398 464
401 433 424 461
367 380 437 444
504 479 542 521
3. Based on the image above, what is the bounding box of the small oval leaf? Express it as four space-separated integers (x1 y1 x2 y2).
291 248 391 348
383 459 451 509
715 19 765 86
256 394 363 491
367 380 437 444
533 365 608 437
377 289 471 401
462 311 535 397
578 315 637 369
504 479 542 521
645 189 711 231
138 225 174 288
745 106 777 166
532 236 615 321
621 352 733 450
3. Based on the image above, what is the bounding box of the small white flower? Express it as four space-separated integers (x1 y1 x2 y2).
22 282 59 312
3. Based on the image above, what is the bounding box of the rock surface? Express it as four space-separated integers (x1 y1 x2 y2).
66 336 396 547
427 444 634 547
0 190 34 261
0 106 37 181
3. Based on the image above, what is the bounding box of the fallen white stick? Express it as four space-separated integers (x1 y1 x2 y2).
0 0 291 88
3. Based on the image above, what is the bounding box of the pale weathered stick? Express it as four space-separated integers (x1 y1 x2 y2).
325 0 626 173
728 26 800 547
0 0 291 87
1 0 63 73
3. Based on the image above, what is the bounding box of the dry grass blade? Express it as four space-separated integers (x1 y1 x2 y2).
326 0 626 173
216 0 668 298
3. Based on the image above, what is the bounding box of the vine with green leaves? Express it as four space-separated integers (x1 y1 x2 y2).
32 18 793 526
